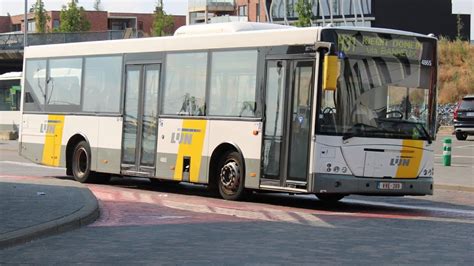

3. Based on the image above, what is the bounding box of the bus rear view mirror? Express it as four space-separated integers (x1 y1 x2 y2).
322 54 339 91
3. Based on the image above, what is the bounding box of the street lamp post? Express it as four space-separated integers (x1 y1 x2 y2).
24 0 28 47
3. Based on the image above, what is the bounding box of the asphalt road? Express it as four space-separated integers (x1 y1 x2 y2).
0 137 473 264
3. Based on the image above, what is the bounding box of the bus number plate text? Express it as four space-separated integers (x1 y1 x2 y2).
377 182 402 190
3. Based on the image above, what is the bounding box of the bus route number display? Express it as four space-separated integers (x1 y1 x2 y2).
337 32 423 61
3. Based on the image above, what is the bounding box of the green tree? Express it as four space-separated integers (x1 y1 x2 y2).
93 0 102 11
59 0 91 32
32 0 51 33
152 1 174 36
295 0 312 27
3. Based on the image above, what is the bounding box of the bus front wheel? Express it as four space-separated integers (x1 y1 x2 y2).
218 151 246 201
72 141 93 183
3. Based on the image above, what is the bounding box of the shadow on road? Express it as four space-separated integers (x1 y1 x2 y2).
48 174 474 218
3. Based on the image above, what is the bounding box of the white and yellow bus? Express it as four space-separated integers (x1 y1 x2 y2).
20 22 437 201
0 72 22 138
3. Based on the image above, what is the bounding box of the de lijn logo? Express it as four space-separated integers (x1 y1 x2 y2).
171 128 201 145
40 120 61 134
390 156 411 167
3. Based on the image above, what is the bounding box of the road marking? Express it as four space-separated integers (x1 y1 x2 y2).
344 199 474 216
434 163 474 168
434 155 474 158
264 209 300 223
0 161 65 170
453 144 474 149
293 211 333 228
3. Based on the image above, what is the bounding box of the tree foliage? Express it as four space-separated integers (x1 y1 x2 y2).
32 0 51 33
295 0 312 27
152 1 174 36
59 0 91 32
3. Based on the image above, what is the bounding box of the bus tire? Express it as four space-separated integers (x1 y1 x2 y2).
217 151 246 201
315 193 345 203
72 140 93 183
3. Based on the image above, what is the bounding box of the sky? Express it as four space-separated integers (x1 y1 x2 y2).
0 0 188 16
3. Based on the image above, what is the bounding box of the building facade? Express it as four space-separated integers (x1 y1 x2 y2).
187 0 471 41
1 11 186 37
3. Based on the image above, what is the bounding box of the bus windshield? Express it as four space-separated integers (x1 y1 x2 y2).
318 29 437 141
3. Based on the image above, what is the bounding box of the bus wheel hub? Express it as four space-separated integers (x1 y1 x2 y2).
220 162 240 190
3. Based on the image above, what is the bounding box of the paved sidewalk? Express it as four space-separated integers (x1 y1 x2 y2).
0 176 98 249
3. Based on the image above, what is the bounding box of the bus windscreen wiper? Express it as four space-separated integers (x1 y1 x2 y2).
342 123 379 141
417 123 433 144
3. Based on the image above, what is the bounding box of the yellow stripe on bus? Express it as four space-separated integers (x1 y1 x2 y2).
41 115 65 167
395 139 424 179
173 119 207 182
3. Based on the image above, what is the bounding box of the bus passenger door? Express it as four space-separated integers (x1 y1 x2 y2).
262 59 315 187
121 64 161 176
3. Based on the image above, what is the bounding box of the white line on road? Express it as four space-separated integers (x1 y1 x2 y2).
453 144 474 149
344 199 474 216
434 163 474 168
0 161 65 170
434 155 474 158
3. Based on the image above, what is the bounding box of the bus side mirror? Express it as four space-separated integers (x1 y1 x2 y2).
322 54 339 91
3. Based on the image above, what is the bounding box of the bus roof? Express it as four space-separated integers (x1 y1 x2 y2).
0 72 22 80
24 23 436 59
25 23 320 59
174 22 295 36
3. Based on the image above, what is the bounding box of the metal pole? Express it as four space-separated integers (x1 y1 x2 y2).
24 0 28 47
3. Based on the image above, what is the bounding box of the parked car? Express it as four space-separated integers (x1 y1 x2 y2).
453 95 474 140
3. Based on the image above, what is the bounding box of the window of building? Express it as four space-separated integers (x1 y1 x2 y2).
12 24 21 32
24 59 47 111
239 5 248 16
46 58 82 108
83 56 123 113
27 20 36 32
208 50 258 117
53 19 60 29
162 52 207 116
256 3 260 22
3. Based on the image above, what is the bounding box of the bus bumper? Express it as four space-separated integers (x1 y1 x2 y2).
311 174 433 196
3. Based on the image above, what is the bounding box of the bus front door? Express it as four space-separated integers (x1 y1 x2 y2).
121 64 161 176
263 59 315 187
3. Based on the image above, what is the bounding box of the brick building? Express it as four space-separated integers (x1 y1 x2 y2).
234 0 268 22
1 10 186 36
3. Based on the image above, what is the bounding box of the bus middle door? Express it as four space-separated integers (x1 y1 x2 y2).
121 64 161 176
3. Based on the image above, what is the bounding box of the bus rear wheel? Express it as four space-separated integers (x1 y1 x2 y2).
315 193 345 203
72 141 93 183
218 151 245 200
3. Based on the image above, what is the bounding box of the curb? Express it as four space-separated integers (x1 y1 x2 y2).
0 185 99 249
434 184 474 193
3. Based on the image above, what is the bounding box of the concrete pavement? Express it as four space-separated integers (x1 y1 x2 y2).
0 175 99 249
0 134 473 249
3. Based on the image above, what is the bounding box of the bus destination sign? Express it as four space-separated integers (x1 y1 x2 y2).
336 32 423 61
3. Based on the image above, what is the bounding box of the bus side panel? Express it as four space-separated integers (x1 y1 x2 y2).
155 118 210 183
0 111 21 133
207 120 262 189
95 116 122 174
61 116 99 171
20 114 49 165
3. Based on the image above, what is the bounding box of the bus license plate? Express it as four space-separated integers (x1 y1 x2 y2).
377 182 402 190
466 112 474 117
